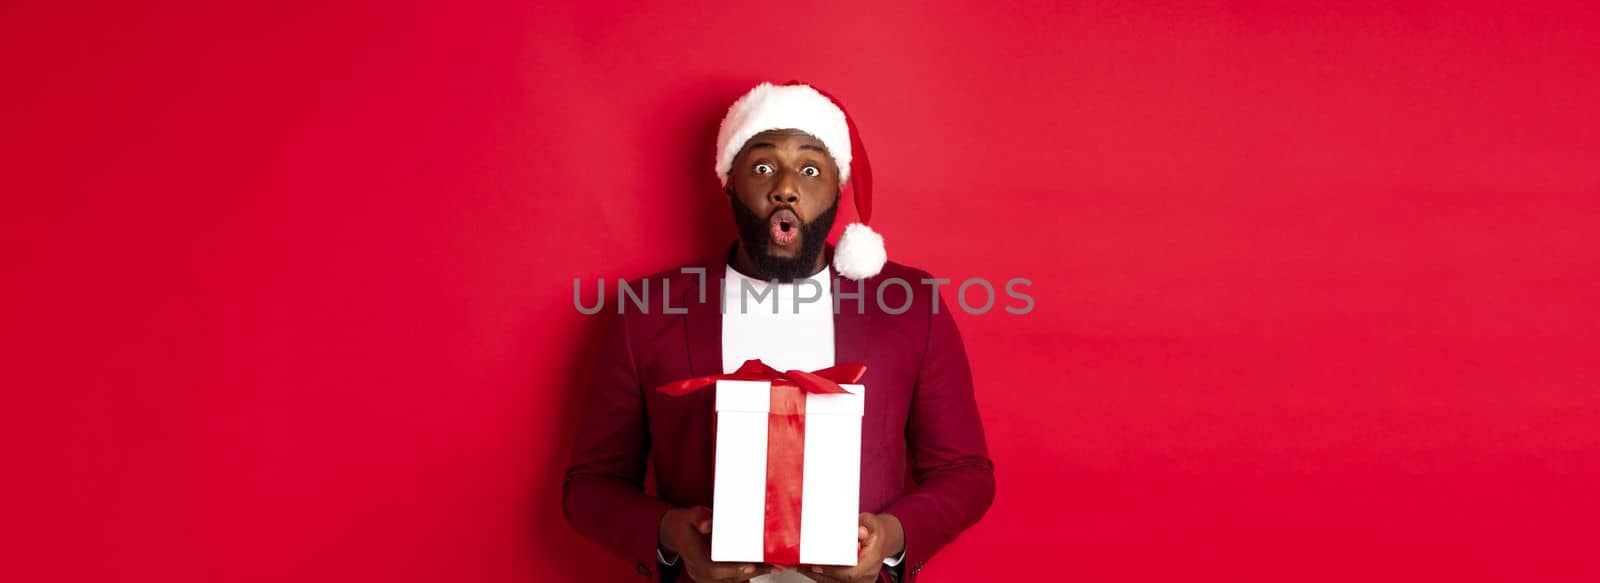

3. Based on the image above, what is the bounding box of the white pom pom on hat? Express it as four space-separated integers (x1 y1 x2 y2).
715 81 886 280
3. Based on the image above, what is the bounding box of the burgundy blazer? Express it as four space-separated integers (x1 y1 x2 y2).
564 248 995 581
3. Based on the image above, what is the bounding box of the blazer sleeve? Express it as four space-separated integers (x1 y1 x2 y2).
562 311 673 579
882 294 997 580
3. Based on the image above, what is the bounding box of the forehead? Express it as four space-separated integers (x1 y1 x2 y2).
739 129 829 155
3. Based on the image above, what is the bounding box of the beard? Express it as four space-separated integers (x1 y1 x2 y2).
730 194 839 283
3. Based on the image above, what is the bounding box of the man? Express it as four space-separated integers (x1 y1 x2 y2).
564 82 994 582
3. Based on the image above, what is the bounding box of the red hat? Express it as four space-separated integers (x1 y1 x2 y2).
715 82 885 280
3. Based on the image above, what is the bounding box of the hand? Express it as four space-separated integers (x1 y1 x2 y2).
660 506 775 582
804 513 905 583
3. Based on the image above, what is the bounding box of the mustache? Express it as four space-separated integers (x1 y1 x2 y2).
766 204 803 222
729 194 840 282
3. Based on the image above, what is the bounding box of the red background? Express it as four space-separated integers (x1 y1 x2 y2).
4 2 1598 581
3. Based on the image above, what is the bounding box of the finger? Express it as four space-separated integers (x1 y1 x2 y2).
687 569 731 583
685 506 715 536
810 565 861 581
805 566 851 583
857 513 879 541
704 562 760 580
831 544 881 578
858 528 878 553
697 573 752 583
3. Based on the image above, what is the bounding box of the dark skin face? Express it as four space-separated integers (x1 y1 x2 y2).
726 129 841 279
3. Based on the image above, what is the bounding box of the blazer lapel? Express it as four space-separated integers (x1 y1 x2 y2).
832 271 875 370
685 252 726 376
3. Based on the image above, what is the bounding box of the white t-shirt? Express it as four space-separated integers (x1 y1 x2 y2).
720 264 836 374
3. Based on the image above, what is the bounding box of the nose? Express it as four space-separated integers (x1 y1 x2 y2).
769 169 800 205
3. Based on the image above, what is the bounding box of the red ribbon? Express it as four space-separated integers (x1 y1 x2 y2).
655 359 866 398
657 359 866 566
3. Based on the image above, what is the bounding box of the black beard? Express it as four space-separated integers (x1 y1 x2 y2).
730 195 838 283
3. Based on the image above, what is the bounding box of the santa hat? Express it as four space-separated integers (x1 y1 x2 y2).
715 82 886 280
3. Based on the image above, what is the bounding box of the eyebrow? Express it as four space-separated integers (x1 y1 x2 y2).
744 142 828 154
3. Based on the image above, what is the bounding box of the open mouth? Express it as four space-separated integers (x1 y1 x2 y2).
768 208 800 247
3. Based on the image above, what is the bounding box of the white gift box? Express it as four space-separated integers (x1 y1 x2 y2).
710 379 865 566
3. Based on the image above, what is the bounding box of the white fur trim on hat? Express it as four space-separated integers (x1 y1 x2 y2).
833 222 886 280
716 83 852 186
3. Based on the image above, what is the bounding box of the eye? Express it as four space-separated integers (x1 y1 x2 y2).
753 163 774 175
801 165 820 177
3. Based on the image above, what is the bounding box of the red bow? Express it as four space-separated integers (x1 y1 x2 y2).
656 359 866 397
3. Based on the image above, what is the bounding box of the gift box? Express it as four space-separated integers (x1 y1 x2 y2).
709 377 865 566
